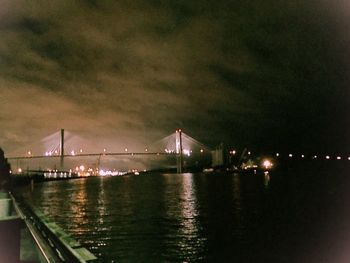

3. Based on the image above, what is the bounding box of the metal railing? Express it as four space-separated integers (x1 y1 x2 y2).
11 193 97 263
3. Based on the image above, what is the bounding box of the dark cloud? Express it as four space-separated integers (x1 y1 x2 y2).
0 0 349 158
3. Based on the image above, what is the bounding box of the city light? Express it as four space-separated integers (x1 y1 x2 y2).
289 154 293 158
165 149 175 154
262 159 273 170
337 156 341 160
276 153 279 157
326 155 330 160
99 169 127 176
301 154 304 158
183 149 191 156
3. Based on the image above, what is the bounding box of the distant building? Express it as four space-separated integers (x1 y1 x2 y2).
211 143 226 167
211 149 223 167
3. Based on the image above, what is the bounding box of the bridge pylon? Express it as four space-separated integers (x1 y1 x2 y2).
176 129 183 173
60 129 64 170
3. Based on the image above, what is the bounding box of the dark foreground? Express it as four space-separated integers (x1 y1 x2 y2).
20 161 350 262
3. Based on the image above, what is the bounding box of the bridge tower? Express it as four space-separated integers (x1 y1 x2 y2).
176 129 183 173
60 129 64 170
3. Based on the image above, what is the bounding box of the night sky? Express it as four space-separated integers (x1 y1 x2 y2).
0 0 349 155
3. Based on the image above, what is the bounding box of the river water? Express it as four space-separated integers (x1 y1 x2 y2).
21 162 350 262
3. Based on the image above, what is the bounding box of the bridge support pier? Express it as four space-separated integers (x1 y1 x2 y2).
60 129 64 170
176 129 183 173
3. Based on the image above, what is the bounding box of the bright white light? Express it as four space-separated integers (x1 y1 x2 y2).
326 156 330 160
289 154 293 158
79 149 83 153
301 154 304 158
230 150 236 155
18 168 22 173
248 151 251 155
103 148 107 153
99 169 126 176
79 165 85 171
200 149 204 153
276 153 280 157
262 159 273 170
313 155 317 159
145 148 148 152
165 149 175 154
183 149 191 156
27 151 31 155
337 156 341 160
71 150 75 156
348 157 350 160
124 148 128 152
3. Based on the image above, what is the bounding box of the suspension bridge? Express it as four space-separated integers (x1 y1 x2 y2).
7 129 212 176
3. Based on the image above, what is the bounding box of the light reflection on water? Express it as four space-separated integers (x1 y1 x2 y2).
177 173 205 260
263 171 270 188
20 166 349 263
23 173 261 262
179 173 198 235
70 180 89 234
